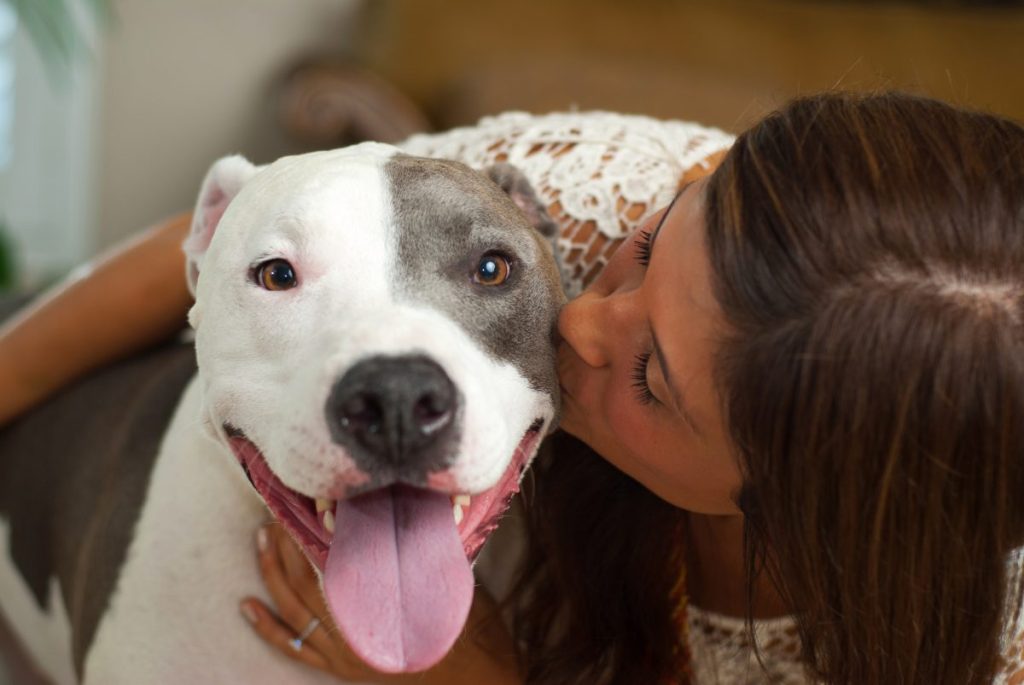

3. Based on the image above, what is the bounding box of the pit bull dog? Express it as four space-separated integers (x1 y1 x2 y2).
0 143 565 684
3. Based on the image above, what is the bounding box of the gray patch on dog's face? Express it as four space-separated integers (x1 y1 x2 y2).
386 155 564 406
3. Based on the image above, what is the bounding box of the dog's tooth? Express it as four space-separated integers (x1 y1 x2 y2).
453 504 464 525
453 494 471 507
323 510 335 534
315 498 331 513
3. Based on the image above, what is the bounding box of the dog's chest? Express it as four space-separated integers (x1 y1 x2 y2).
82 381 342 684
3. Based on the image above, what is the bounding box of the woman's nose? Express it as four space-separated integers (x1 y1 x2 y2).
558 289 639 368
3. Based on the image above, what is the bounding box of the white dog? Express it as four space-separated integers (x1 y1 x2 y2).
0 143 564 683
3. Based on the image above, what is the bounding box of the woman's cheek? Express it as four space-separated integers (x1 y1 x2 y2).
603 389 653 463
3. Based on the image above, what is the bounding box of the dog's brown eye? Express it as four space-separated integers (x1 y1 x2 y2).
474 253 511 286
256 259 297 291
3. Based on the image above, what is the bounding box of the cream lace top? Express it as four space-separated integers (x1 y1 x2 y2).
687 548 1024 684
400 110 732 298
398 111 1024 684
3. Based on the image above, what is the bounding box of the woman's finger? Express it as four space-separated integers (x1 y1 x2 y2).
265 522 332 619
255 524 336 656
257 523 399 680
240 597 331 672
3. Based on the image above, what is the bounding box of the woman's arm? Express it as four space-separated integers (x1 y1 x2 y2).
243 523 522 685
0 212 194 426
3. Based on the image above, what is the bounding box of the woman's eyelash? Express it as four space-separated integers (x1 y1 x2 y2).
634 230 653 267
631 352 656 405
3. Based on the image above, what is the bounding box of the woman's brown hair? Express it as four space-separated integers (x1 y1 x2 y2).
707 92 1024 683
512 92 1024 684
510 431 689 683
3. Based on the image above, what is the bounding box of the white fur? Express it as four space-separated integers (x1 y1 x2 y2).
82 382 346 685
184 155 262 297
0 519 76 685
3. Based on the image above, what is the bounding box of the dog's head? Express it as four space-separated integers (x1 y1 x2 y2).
184 143 564 672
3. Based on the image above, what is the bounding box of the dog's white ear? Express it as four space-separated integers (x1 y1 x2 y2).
184 155 260 295
485 163 557 239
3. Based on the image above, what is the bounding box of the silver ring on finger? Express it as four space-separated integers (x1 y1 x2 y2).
289 617 321 652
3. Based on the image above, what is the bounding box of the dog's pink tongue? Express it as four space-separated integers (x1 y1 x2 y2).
324 486 473 673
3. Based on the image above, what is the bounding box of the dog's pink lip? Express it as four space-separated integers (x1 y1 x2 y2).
457 420 544 560
228 434 332 568
225 422 544 570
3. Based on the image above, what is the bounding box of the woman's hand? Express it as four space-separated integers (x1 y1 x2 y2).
241 521 522 684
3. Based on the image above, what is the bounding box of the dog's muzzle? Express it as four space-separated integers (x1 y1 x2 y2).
325 354 462 485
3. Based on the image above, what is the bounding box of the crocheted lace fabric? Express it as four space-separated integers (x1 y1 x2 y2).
398 111 1024 684
686 607 806 684
998 548 1024 684
400 110 734 298
686 547 1024 685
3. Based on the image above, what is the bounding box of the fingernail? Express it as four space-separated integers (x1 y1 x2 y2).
240 602 258 624
257 527 268 553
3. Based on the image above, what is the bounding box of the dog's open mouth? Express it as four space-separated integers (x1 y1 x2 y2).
226 420 543 673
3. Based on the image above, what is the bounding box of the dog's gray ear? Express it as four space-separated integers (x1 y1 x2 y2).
485 163 557 239
184 155 260 296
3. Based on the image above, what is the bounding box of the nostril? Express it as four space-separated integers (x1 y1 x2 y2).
413 392 453 435
327 354 461 475
339 393 385 435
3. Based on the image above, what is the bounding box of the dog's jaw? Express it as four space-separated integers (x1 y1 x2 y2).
225 419 544 672
226 419 544 569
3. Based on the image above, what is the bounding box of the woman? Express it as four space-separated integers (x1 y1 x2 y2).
2 92 1023 684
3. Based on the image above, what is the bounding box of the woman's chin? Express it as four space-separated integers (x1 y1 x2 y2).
554 409 586 443
555 390 587 437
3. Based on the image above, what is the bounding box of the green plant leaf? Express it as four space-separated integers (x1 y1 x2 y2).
6 0 111 69
0 218 17 290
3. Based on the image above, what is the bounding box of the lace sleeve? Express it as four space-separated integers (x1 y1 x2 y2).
686 607 812 684
687 546 1024 685
399 111 734 297
997 549 1024 684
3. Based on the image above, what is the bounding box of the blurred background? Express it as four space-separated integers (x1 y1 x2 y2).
0 0 1022 289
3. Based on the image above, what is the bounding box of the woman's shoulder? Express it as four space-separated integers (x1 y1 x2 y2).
399 110 734 177
400 109 734 144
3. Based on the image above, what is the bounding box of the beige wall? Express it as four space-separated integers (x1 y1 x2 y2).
95 0 361 250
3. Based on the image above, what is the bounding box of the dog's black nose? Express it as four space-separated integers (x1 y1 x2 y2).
326 355 459 478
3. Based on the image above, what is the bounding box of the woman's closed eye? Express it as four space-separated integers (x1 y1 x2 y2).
634 229 654 267
631 351 657 406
